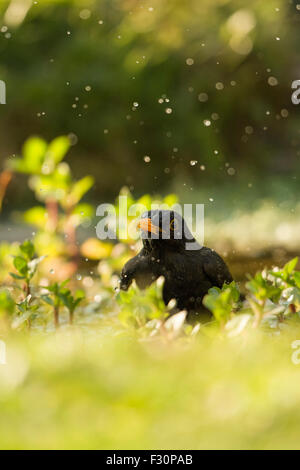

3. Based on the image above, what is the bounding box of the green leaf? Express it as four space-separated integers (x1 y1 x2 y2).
71 203 94 219
60 279 70 289
163 193 179 207
13 256 28 276
68 176 94 205
23 136 47 173
284 257 298 276
46 136 70 164
75 289 85 300
23 206 47 230
9 272 25 280
20 240 35 260
293 272 300 289
58 291 71 308
41 295 54 306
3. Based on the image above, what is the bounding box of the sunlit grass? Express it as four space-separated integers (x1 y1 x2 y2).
1 325 300 450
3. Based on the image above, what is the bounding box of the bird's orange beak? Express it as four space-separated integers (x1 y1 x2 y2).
137 218 160 235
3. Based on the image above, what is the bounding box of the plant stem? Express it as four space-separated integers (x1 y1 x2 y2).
54 305 59 329
25 281 30 297
65 207 80 266
46 198 59 232
69 310 73 325
0 170 12 212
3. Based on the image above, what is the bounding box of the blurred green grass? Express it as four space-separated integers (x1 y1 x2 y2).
1 325 300 450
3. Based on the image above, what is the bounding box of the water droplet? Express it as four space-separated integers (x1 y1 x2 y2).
79 9 91 20
245 126 253 135
165 107 172 114
186 58 194 66
268 76 278 86
190 160 197 166
144 155 151 163
198 93 208 102
215 82 224 90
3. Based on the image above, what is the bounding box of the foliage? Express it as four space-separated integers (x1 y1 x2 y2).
5 136 94 277
10 239 44 296
116 277 166 329
203 281 240 325
14 295 39 330
203 258 300 330
41 280 84 327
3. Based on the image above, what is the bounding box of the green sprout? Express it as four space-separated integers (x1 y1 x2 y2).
246 272 282 327
58 288 85 325
14 295 39 330
42 280 84 327
10 239 44 297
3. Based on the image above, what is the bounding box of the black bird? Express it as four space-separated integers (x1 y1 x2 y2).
120 210 233 315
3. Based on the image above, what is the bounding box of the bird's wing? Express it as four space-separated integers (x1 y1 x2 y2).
202 249 233 288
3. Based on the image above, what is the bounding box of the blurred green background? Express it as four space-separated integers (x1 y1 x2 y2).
0 0 300 207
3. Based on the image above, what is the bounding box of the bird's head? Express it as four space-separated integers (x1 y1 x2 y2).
137 210 195 251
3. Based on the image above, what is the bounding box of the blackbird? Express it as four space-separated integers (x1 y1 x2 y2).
120 210 233 315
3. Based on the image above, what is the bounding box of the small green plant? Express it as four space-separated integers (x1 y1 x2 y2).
42 280 84 327
203 281 240 327
6 136 94 265
58 288 85 325
14 295 39 330
10 240 44 297
268 257 299 288
246 261 297 327
41 280 68 328
116 277 166 329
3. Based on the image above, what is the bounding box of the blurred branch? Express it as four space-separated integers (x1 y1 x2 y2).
0 170 12 213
